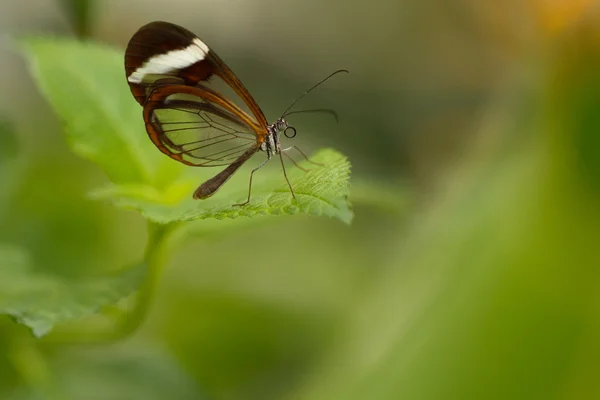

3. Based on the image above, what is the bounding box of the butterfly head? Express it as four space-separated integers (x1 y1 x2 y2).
274 118 297 139
262 118 297 158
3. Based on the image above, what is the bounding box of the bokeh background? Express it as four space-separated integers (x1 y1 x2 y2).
2 0 600 399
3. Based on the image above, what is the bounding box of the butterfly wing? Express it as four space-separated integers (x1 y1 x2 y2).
124 21 272 199
124 21 269 129
141 83 261 199
143 83 260 168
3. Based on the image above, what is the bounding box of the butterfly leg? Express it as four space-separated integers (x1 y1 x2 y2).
282 151 309 172
283 146 324 167
279 152 297 201
234 157 270 207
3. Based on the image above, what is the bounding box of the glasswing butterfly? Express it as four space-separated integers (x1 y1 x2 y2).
125 21 347 205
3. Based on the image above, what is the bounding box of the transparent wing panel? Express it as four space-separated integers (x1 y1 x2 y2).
150 92 258 167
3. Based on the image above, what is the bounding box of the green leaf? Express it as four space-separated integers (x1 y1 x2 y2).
350 179 409 214
6 346 203 400
0 244 145 337
20 37 181 186
57 346 203 400
90 148 354 224
21 38 353 222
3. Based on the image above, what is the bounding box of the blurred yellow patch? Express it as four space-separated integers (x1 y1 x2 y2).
532 0 596 34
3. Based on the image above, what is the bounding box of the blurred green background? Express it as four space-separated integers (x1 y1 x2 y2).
2 0 600 399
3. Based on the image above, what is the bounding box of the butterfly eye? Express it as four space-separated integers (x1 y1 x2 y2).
284 126 297 138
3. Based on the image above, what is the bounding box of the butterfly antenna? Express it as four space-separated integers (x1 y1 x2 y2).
281 69 349 118
283 108 340 123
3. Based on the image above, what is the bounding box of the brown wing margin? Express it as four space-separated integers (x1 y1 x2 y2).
125 21 269 130
143 84 263 166
193 147 258 199
206 50 270 130
125 22 200 105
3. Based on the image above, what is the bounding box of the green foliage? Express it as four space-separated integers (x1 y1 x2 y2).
6 4 600 400
0 244 145 338
5 4 600 400
0 118 19 211
90 148 353 224
8 37 353 339
293 34 600 400
5 344 203 400
21 37 353 223
0 118 17 163
21 38 174 185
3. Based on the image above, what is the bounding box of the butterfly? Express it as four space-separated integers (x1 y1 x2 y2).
124 21 347 205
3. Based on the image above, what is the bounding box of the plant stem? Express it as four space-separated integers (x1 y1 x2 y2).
119 221 173 336
42 221 177 344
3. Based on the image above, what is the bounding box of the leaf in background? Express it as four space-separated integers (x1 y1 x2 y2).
0 118 18 163
0 117 19 213
20 38 182 186
58 346 203 400
90 148 354 224
295 22 600 398
0 244 145 337
349 179 408 214
6 346 203 400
